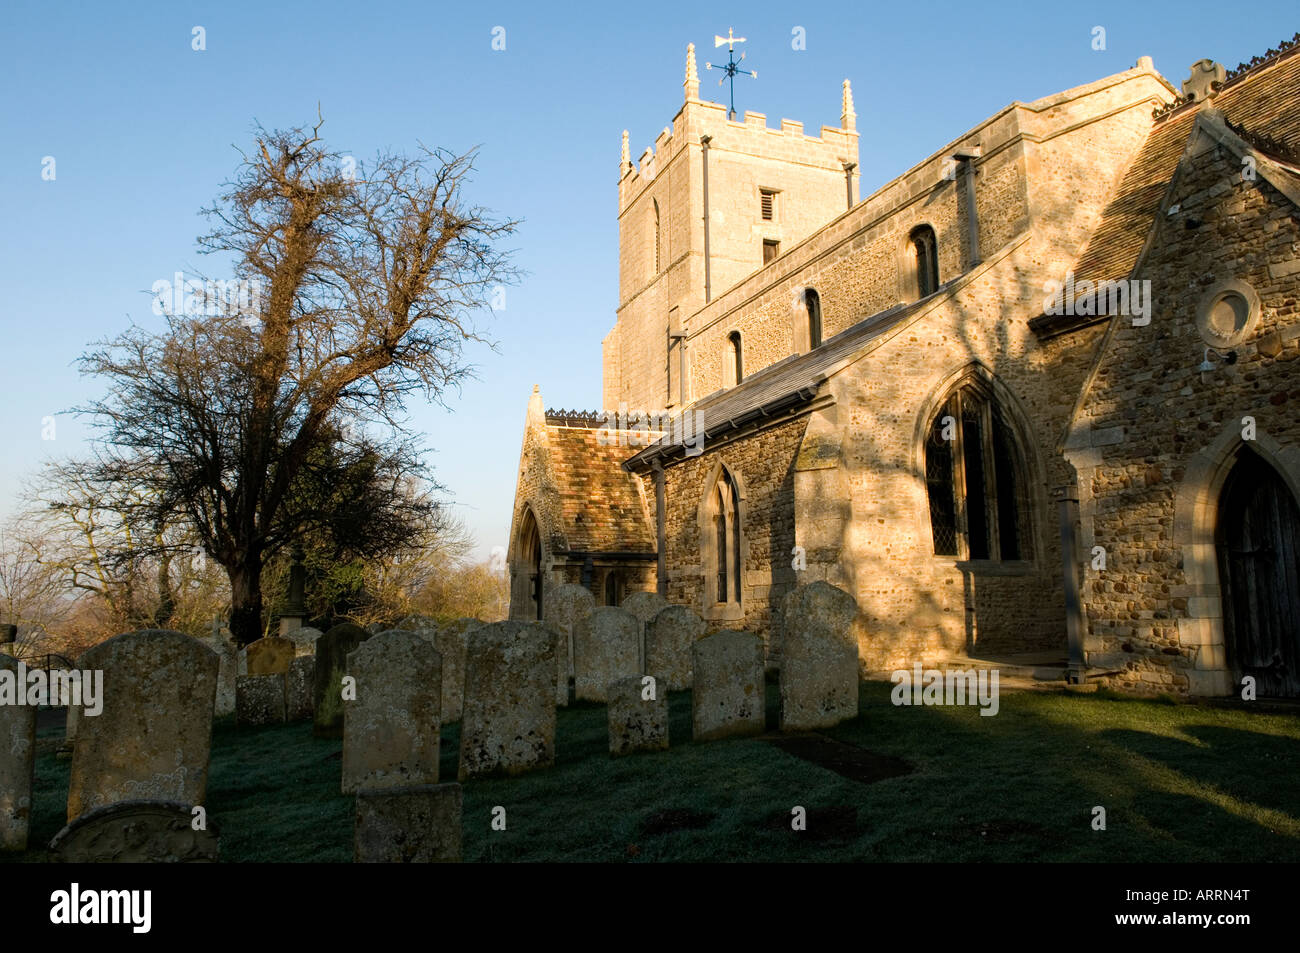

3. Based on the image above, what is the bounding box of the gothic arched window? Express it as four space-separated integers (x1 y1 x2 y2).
925 384 1031 561
909 225 940 299
806 289 822 348
709 467 743 605
726 331 743 387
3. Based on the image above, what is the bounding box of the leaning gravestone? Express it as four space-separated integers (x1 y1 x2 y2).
286 626 322 658
67 630 219 822
545 583 595 682
620 591 669 670
458 622 556 780
286 656 316 721
49 799 219 862
574 607 640 703
607 675 669 757
313 623 372 739
245 636 294 675
0 653 36 850
354 782 462 863
236 674 286 726
691 630 765 742
646 605 705 691
342 630 442 794
780 582 861 730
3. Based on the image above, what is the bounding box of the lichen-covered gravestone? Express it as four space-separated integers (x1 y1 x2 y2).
207 637 238 718
780 582 861 730
607 675 669 756
691 630 765 742
544 583 595 683
50 799 219 862
646 605 705 691
245 636 295 675
286 626 322 658
67 630 219 822
0 653 36 849
531 620 568 707
342 630 442 794
286 656 316 721
354 782 462 863
620 591 669 670
313 623 372 739
574 607 640 703
458 621 556 780
432 618 479 724
236 674 286 726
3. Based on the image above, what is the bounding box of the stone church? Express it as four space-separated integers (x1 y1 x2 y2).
508 36 1300 697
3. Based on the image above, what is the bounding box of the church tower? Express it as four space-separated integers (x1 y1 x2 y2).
602 43 860 412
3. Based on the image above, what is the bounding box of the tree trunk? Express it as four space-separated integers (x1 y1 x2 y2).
153 551 176 628
228 557 264 647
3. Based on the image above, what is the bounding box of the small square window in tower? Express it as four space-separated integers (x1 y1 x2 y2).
763 239 780 265
760 188 777 221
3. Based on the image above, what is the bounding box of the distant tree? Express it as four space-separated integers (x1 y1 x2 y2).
76 120 518 645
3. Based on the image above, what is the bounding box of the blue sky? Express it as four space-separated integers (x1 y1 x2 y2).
1 0 1295 560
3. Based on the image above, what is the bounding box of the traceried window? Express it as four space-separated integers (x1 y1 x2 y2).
711 467 742 604
925 385 1030 562
910 225 940 299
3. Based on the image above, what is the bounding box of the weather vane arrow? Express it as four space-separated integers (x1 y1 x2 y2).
704 27 757 120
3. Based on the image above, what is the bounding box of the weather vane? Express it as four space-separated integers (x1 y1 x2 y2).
705 27 757 120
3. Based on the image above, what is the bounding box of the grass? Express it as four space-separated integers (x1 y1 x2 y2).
7 681 1300 862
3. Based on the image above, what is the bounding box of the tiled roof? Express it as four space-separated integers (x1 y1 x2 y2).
1072 45 1300 287
546 425 655 553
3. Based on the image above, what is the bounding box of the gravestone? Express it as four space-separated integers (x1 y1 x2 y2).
245 636 294 675
67 630 219 822
620 591 669 670
208 638 238 717
780 582 861 730
236 674 286 726
458 621 556 780
313 623 371 738
354 783 462 863
342 630 442 794
431 618 479 724
691 630 765 742
607 675 669 757
286 656 316 721
574 607 640 703
0 653 36 850
646 605 705 691
49 799 219 862
286 626 322 658
545 583 594 681
531 620 568 707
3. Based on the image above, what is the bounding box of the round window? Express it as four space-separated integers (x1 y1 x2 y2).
1196 280 1260 349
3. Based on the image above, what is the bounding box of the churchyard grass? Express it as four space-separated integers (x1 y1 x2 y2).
7 681 1298 862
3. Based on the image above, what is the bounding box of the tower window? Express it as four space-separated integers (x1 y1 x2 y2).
763 239 780 265
760 188 777 221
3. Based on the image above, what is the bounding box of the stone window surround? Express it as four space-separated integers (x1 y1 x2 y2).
911 362 1046 574
900 222 941 302
697 459 748 624
1195 278 1261 350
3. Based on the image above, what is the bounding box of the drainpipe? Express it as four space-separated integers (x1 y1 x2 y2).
654 460 667 598
843 161 856 211
952 148 981 269
1055 485 1088 684
701 135 712 303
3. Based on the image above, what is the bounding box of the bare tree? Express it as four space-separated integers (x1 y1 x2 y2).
77 120 518 645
